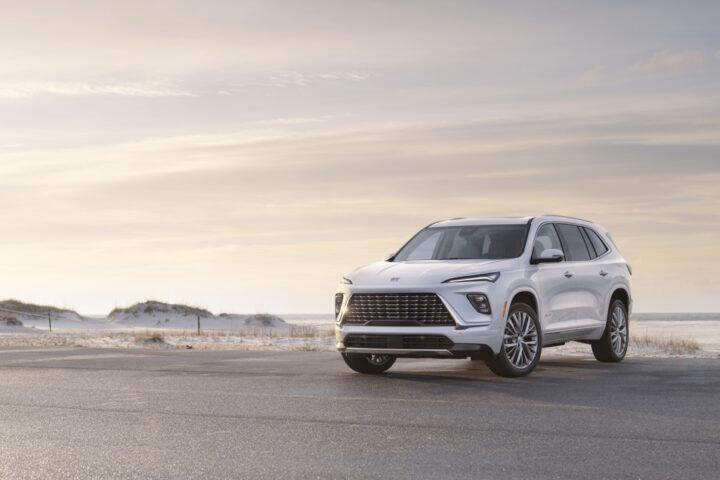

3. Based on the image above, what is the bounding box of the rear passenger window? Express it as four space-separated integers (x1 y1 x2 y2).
580 227 597 259
556 224 591 261
584 228 609 257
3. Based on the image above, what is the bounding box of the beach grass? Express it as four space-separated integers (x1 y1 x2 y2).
630 332 700 355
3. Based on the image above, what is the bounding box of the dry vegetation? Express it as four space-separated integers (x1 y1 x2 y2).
127 326 334 339
126 326 334 350
1 314 23 326
1 325 706 356
631 332 700 355
132 330 166 344
179 326 334 338
0 326 336 351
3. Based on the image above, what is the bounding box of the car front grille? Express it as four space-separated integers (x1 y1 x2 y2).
344 334 454 350
342 293 455 326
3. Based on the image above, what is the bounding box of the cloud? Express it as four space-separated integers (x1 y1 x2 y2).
2 106 720 313
1 1 720 313
577 67 607 86
256 115 338 125
0 81 194 99
236 71 369 88
629 50 707 74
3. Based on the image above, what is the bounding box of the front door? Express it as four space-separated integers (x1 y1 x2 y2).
530 223 578 334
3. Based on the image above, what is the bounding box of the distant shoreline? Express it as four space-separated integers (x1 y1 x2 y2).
632 313 720 321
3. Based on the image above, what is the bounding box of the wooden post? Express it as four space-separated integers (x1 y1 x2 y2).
48 311 52 332
197 314 200 335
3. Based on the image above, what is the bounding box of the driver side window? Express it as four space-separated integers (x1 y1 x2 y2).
533 223 563 260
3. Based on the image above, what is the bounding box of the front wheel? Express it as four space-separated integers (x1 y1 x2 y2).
591 300 628 362
341 353 396 374
486 303 542 377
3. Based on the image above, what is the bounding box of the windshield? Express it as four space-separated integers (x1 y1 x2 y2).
393 225 528 261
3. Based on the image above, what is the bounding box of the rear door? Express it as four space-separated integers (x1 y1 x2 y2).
553 223 603 332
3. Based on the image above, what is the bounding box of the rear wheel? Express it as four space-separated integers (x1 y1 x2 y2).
486 303 542 377
592 300 628 362
341 353 396 374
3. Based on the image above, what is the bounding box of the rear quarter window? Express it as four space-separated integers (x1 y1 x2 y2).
585 228 609 256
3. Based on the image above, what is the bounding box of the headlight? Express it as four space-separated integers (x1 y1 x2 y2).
443 272 500 283
467 293 491 314
340 277 353 285
335 293 344 319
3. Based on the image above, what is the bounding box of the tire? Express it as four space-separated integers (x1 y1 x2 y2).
486 302 542 377
592 299 628 362
341 353 396 374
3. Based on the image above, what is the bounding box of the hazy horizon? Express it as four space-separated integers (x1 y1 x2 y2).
8 304 720 318
2 1 720 314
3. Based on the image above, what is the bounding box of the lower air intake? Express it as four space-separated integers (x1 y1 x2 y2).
344 334 454 350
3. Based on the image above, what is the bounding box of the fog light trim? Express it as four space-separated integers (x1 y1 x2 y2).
467 293 491 314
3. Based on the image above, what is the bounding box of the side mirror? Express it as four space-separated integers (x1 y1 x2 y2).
384 253 395 261
532 248 564 264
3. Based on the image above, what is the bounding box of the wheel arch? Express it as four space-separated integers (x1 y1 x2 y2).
506 286 544 334
609 287 630 312
510 290 539 315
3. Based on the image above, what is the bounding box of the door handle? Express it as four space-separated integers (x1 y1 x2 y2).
599 270 608 277
564 271 574 278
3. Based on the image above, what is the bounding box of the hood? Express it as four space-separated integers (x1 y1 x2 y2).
346 259 517 286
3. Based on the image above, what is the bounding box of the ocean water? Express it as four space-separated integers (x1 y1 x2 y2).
281 314 335 327
282 312 720 328
631 313 720 322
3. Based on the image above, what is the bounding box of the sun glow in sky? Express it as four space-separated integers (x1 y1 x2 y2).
1 1 720 314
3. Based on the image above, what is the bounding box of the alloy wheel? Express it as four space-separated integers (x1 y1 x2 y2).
503 311 539 369
610 305 628 355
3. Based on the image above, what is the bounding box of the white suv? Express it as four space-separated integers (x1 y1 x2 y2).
335 215 632 377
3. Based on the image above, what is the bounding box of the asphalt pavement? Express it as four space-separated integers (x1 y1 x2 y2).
0 348 718 479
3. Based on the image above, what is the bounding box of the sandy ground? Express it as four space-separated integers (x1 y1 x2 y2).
545 320 720 359
1 320 719 359
0 326 334 352
633 320 720 354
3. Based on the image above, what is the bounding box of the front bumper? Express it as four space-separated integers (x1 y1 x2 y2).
336 325 502 357
337 332 495 359
334 284 507 356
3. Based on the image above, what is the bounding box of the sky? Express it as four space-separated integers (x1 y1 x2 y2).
1 0 720 314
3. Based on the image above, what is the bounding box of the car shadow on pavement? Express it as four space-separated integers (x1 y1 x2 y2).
376 356 625 392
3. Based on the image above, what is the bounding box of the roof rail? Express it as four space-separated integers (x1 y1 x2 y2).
426 217 466 228
542 214 593 224
424 219 446 228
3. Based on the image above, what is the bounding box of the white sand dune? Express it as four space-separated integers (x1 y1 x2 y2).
0 300 287 332
107 301 288 330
